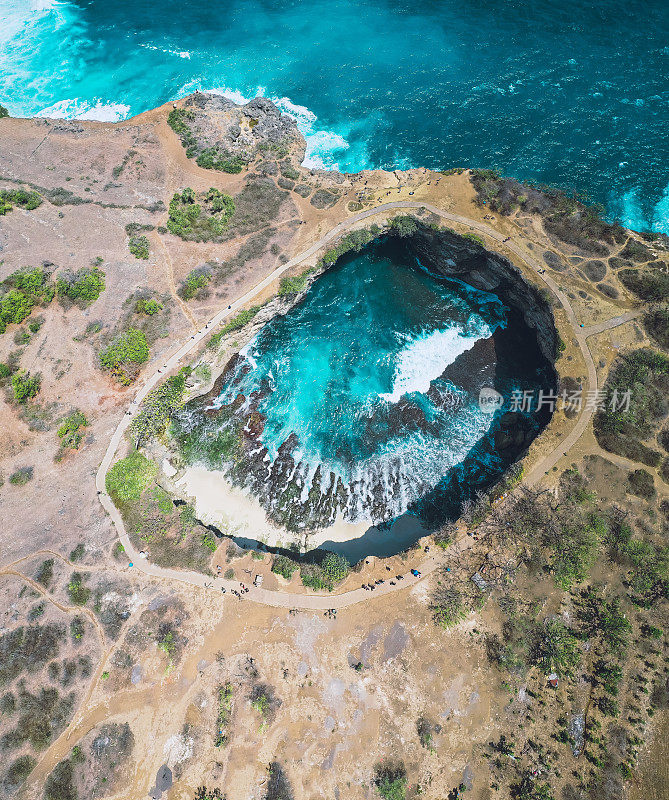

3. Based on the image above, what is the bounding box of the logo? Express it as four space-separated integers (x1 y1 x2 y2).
478 387 503 413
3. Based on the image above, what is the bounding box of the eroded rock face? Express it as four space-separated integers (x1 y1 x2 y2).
183 92 306 163
406 226 559 364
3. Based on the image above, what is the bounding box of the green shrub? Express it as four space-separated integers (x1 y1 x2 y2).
130 369 189 445
594 348 669 465
299 564 331 591
374 761 407 800
642 306 669 350
69 543 85 562
56 411 88 452
106 451 158 504
56 267 105 306
619 268 669 301
463 232 485 246
167 188 234 242
628 468 656 499
3 755 36 789
388 215 419 238
67 573 90 606
432 588 467 629
319 225 382 268
11 370 40 403
0 266 54 332
0 188 42 215
99 328 149 384
196 147 246 173
135 298 162 315
128 235 150 259
44 756 77 800
167 107 198 154
0 626 65 688
179 267 212 300
279 160 300 181
278 273 309 297
0 105 8 118
321 552 349 583
216 306 261 337
271 554 298 580
530 619 580 677
35 558 54 588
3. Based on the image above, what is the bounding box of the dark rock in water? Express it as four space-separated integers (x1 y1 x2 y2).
383 398 431 438
494 412 534 451
436 336 497 395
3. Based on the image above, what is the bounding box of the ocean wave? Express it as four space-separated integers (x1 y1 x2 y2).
381 326 490 404
36 98 130 122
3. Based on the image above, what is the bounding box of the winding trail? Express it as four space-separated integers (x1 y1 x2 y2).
95 201 641 608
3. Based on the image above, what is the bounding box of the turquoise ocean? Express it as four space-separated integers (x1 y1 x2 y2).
1 0 668 232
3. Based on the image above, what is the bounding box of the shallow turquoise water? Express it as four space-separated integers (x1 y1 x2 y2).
1 0 668 231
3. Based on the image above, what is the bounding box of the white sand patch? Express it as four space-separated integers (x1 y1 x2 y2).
177 465 369 551
163 733 193 766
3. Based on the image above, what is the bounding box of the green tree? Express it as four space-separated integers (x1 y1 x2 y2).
11 371 41 403
321 552 350 583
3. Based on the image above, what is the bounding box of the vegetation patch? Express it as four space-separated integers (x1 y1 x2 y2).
1 685 75 751
178 265 213 300
67 572 90 606
106 451 158 504
196 147 247 173
0 187 42 216
0 266 54 332
99 327 149 384
319 224 382 268
130 368 190 445
128 234 150 259
594 348 668 467
56 267 106 307
271 554 298 580
374 761 407 800
135 297 162 315
214 683 233 747
10 370 41 403
8 466 34 485
0 624 64 686
225 179 286 237
619 266 669 301
55 410 89 459
470 170 626 254
167 188 235 242
208 306 262 348
642 306 669 349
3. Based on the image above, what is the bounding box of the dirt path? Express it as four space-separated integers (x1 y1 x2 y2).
95 200 640 608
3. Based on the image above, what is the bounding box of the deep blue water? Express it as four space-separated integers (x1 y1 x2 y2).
1 0 668 231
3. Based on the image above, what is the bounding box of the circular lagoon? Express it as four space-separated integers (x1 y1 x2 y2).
174 233 555 558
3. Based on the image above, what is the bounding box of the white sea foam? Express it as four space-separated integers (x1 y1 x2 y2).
36 98 130 122
651 182 669 233
381 326 489 404
139 43 190 59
